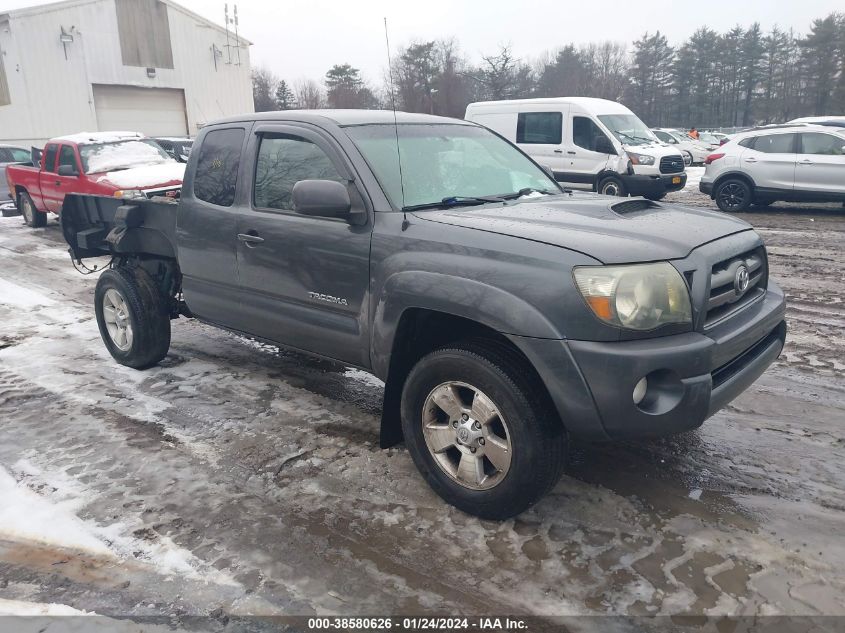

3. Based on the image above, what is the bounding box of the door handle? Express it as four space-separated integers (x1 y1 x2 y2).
553 149 563 154
237 232 264 247
55 180 62 186
798 159 813 165
567 151 577 155
743 157 757 163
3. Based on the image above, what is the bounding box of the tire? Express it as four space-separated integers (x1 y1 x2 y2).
94 267 171 369
400 339 566 519
597 175 627 197
683 151 693 167
19 191 46 228
714 178 752 212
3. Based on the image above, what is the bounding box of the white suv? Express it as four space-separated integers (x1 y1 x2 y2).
700 125 845 211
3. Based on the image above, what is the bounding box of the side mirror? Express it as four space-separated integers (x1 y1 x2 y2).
58 164 79 177
292 179 351 219
594 136 617 156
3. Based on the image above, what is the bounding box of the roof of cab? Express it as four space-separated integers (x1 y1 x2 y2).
209 109 472 127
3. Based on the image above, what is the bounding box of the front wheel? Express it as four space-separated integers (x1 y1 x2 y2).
400 340 566 519
683 151 693 166
597 175 627 197
95 267 171 369
714 178 752 212
19 191 46 228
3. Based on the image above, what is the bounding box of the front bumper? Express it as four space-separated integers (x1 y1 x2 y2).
511 283 786 441
623 173 687 197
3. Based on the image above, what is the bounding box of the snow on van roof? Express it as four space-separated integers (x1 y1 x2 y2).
466 97 633 114
52 131 144 145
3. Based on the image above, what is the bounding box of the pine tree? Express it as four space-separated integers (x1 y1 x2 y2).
274 80 296 110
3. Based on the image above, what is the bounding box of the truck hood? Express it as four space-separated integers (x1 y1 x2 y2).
96 162 185 190
412 193 753 264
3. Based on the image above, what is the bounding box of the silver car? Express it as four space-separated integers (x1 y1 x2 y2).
0 144 31 215
700 125 845 211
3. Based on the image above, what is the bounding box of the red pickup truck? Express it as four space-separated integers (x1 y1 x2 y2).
6 131 185 228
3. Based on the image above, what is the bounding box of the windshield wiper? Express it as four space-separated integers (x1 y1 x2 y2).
402 195 505 212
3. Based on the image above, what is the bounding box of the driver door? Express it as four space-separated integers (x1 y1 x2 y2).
231 124 373 367
43 145 82 213
567 115 615 186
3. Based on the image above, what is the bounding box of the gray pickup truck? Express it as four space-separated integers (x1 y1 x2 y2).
61 110 786 519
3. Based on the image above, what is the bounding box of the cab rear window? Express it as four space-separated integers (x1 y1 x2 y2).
193 128 245 207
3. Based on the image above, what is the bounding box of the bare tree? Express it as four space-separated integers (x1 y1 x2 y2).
294 78 325 109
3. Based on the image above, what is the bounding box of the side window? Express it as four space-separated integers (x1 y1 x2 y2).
254 134 345 211
572 116 610 152
800 133 845 156
516 112 562 144
193 128 245 207
43 144 58 172
654 130 674 143
9 148 30 162
58 145 78 171
753 134 795 154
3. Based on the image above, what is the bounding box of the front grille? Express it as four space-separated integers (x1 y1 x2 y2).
659 155 684 174
704 246 767 326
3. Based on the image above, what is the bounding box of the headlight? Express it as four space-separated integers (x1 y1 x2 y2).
626 152 655 166
573 263 692 330
113 189 146 199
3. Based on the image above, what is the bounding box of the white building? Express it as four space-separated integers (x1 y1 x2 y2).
0 0 253 146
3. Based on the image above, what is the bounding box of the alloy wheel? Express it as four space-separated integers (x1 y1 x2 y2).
102 288 134 351
421 381 512 490
718 182 747 210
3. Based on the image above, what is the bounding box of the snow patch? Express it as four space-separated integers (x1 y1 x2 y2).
98 162 185 189
85 140 173 175
0 278 56 308
0 465 112 555
53 131 143 145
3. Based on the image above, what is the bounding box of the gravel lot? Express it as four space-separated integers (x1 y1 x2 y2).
0 176 843 628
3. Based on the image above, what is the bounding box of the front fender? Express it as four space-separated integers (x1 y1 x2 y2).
370 270 563 379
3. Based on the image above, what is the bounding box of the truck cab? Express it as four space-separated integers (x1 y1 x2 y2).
61 110 786 520
465 97 687 200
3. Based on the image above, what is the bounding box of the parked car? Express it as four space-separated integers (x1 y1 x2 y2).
651 128 713 164
700 125 845 211
62 110 786 519
695 132 722 150
153 137 193 163
704 131 732 146
0 144 31 216
465 97 686 200
6 131 185 228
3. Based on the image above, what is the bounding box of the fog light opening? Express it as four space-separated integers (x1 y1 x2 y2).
632 377 648 405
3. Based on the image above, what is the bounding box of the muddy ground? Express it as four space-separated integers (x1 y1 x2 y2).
0 180 843 629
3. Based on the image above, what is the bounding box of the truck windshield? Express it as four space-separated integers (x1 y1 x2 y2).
344 123 559 209
597 114 658 146
80 140 172 174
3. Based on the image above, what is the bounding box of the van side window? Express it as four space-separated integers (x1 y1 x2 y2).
573 116 611 153
42 144 58 172
254 134 344 211
516 112 562 144
193 128 245 207
753 134 796 154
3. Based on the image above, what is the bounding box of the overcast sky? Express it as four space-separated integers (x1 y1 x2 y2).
5 0 844 86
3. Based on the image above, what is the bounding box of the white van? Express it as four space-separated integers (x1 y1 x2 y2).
465 97 687 199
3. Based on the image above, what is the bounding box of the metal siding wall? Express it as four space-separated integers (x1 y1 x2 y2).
0 0 253 146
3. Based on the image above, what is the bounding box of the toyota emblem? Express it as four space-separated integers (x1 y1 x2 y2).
734 265 750 295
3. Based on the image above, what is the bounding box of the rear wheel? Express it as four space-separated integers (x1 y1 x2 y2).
715 178 752 212
400 340 566 519
19 191 46 228
95 267 171 369
597 175 627 197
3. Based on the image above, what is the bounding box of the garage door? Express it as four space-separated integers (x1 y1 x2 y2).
93 85 188 136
